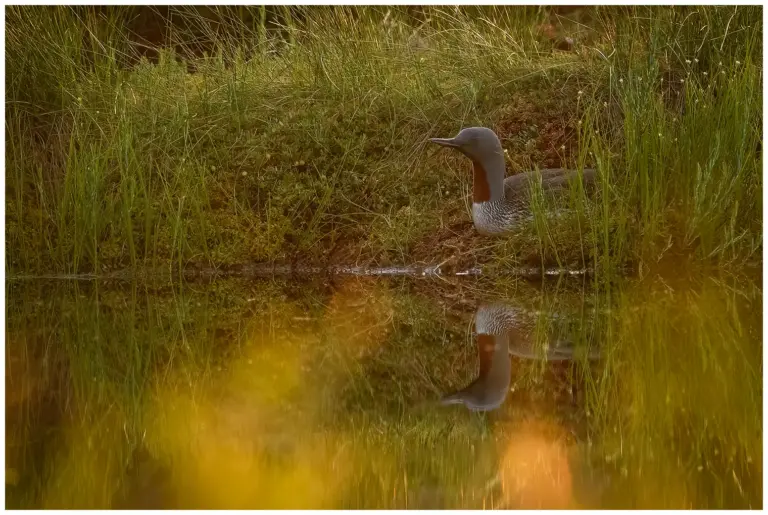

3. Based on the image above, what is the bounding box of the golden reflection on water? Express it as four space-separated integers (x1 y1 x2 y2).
142 386 350 509
133 277 395 508
497 418 575 509
4 273 762 509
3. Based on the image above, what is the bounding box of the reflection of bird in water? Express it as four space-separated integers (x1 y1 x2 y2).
440 302 600 412
441 330 512 411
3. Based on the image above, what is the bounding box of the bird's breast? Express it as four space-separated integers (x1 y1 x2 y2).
471 201 525 234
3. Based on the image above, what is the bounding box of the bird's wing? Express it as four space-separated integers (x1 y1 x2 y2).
502 172 532 193
540 168 597 192
539 168 571 179
503 168 597 198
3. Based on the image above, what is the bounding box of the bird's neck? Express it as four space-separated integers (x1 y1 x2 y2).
472 156 506 203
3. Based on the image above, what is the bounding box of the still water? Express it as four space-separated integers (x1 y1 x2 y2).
5 273 762 509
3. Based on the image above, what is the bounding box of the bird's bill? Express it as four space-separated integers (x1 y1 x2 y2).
428 137 459 148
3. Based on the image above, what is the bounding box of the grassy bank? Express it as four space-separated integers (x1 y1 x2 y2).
6 6 762 277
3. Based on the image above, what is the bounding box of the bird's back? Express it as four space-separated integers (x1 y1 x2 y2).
503 168 597 199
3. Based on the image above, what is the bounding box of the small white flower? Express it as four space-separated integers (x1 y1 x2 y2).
703 72 708 76
578 120 582 125
694 58 699 63
736 60 741 65
578 90 583 96
638 77 642 81
721 70 726 75
603 101 608 107
658 133 662 137
419 57 425 62
504 149 508 154
241 171 248 177
619 78 624 83
680 79 685 83
685 59 691 64
560 145 566 151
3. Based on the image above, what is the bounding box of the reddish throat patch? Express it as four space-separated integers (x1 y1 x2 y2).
477 333 496 375
472 161 491 202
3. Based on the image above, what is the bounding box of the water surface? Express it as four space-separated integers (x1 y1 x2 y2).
5 273 762 508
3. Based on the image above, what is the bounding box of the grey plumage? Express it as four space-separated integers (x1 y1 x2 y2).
440 302 601 412
503 167 597 198
440 332 511 411
430 127 597 234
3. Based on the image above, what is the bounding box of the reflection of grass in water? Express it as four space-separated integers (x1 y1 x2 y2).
5 278 402 508
5 279 270 508
38 410 129 508
2 278 535 507
5 275 761 508
584 273 762 508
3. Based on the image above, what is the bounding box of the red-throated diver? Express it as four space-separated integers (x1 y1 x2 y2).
430 127 596 235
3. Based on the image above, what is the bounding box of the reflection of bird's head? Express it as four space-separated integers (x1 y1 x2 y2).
439 385 508 412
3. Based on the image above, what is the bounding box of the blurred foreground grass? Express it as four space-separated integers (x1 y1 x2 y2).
5 272 761 508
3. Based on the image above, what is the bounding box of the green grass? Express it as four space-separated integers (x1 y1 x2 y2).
5 6 762 278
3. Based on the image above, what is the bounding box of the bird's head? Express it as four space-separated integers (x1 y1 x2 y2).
429 126 503 162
